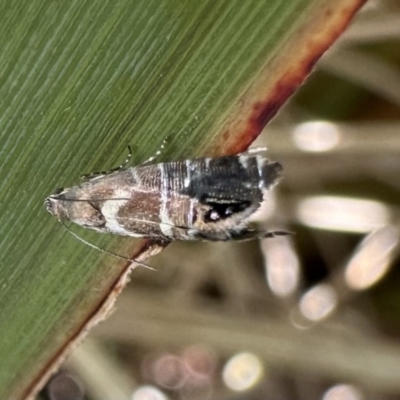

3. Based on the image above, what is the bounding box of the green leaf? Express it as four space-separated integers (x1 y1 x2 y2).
0 0 365 398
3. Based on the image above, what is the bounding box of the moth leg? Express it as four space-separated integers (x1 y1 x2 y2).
262 230 292 238
149 238 173 249
235 146 268 157
81 145 133 180
245 146 268 155
229 229 291 241
140 137 168 166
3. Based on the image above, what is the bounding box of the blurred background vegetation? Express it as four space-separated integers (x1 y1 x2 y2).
40 1 400 400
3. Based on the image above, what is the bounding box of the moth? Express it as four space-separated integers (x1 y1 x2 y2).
45 148 285 261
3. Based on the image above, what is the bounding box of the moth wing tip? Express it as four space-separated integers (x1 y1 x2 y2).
261 161 283 187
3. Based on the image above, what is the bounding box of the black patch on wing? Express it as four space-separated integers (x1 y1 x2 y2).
180 156 281 205
204 200 251 222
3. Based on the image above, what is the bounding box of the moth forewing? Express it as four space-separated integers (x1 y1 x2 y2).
45 152 284 246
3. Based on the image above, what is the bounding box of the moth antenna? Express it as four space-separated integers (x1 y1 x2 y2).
80 137 167 181
59 220 156 271
140 137 168 166
81 145 133 180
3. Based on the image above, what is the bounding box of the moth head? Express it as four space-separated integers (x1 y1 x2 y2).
45 188 67 219
45 189 105 229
